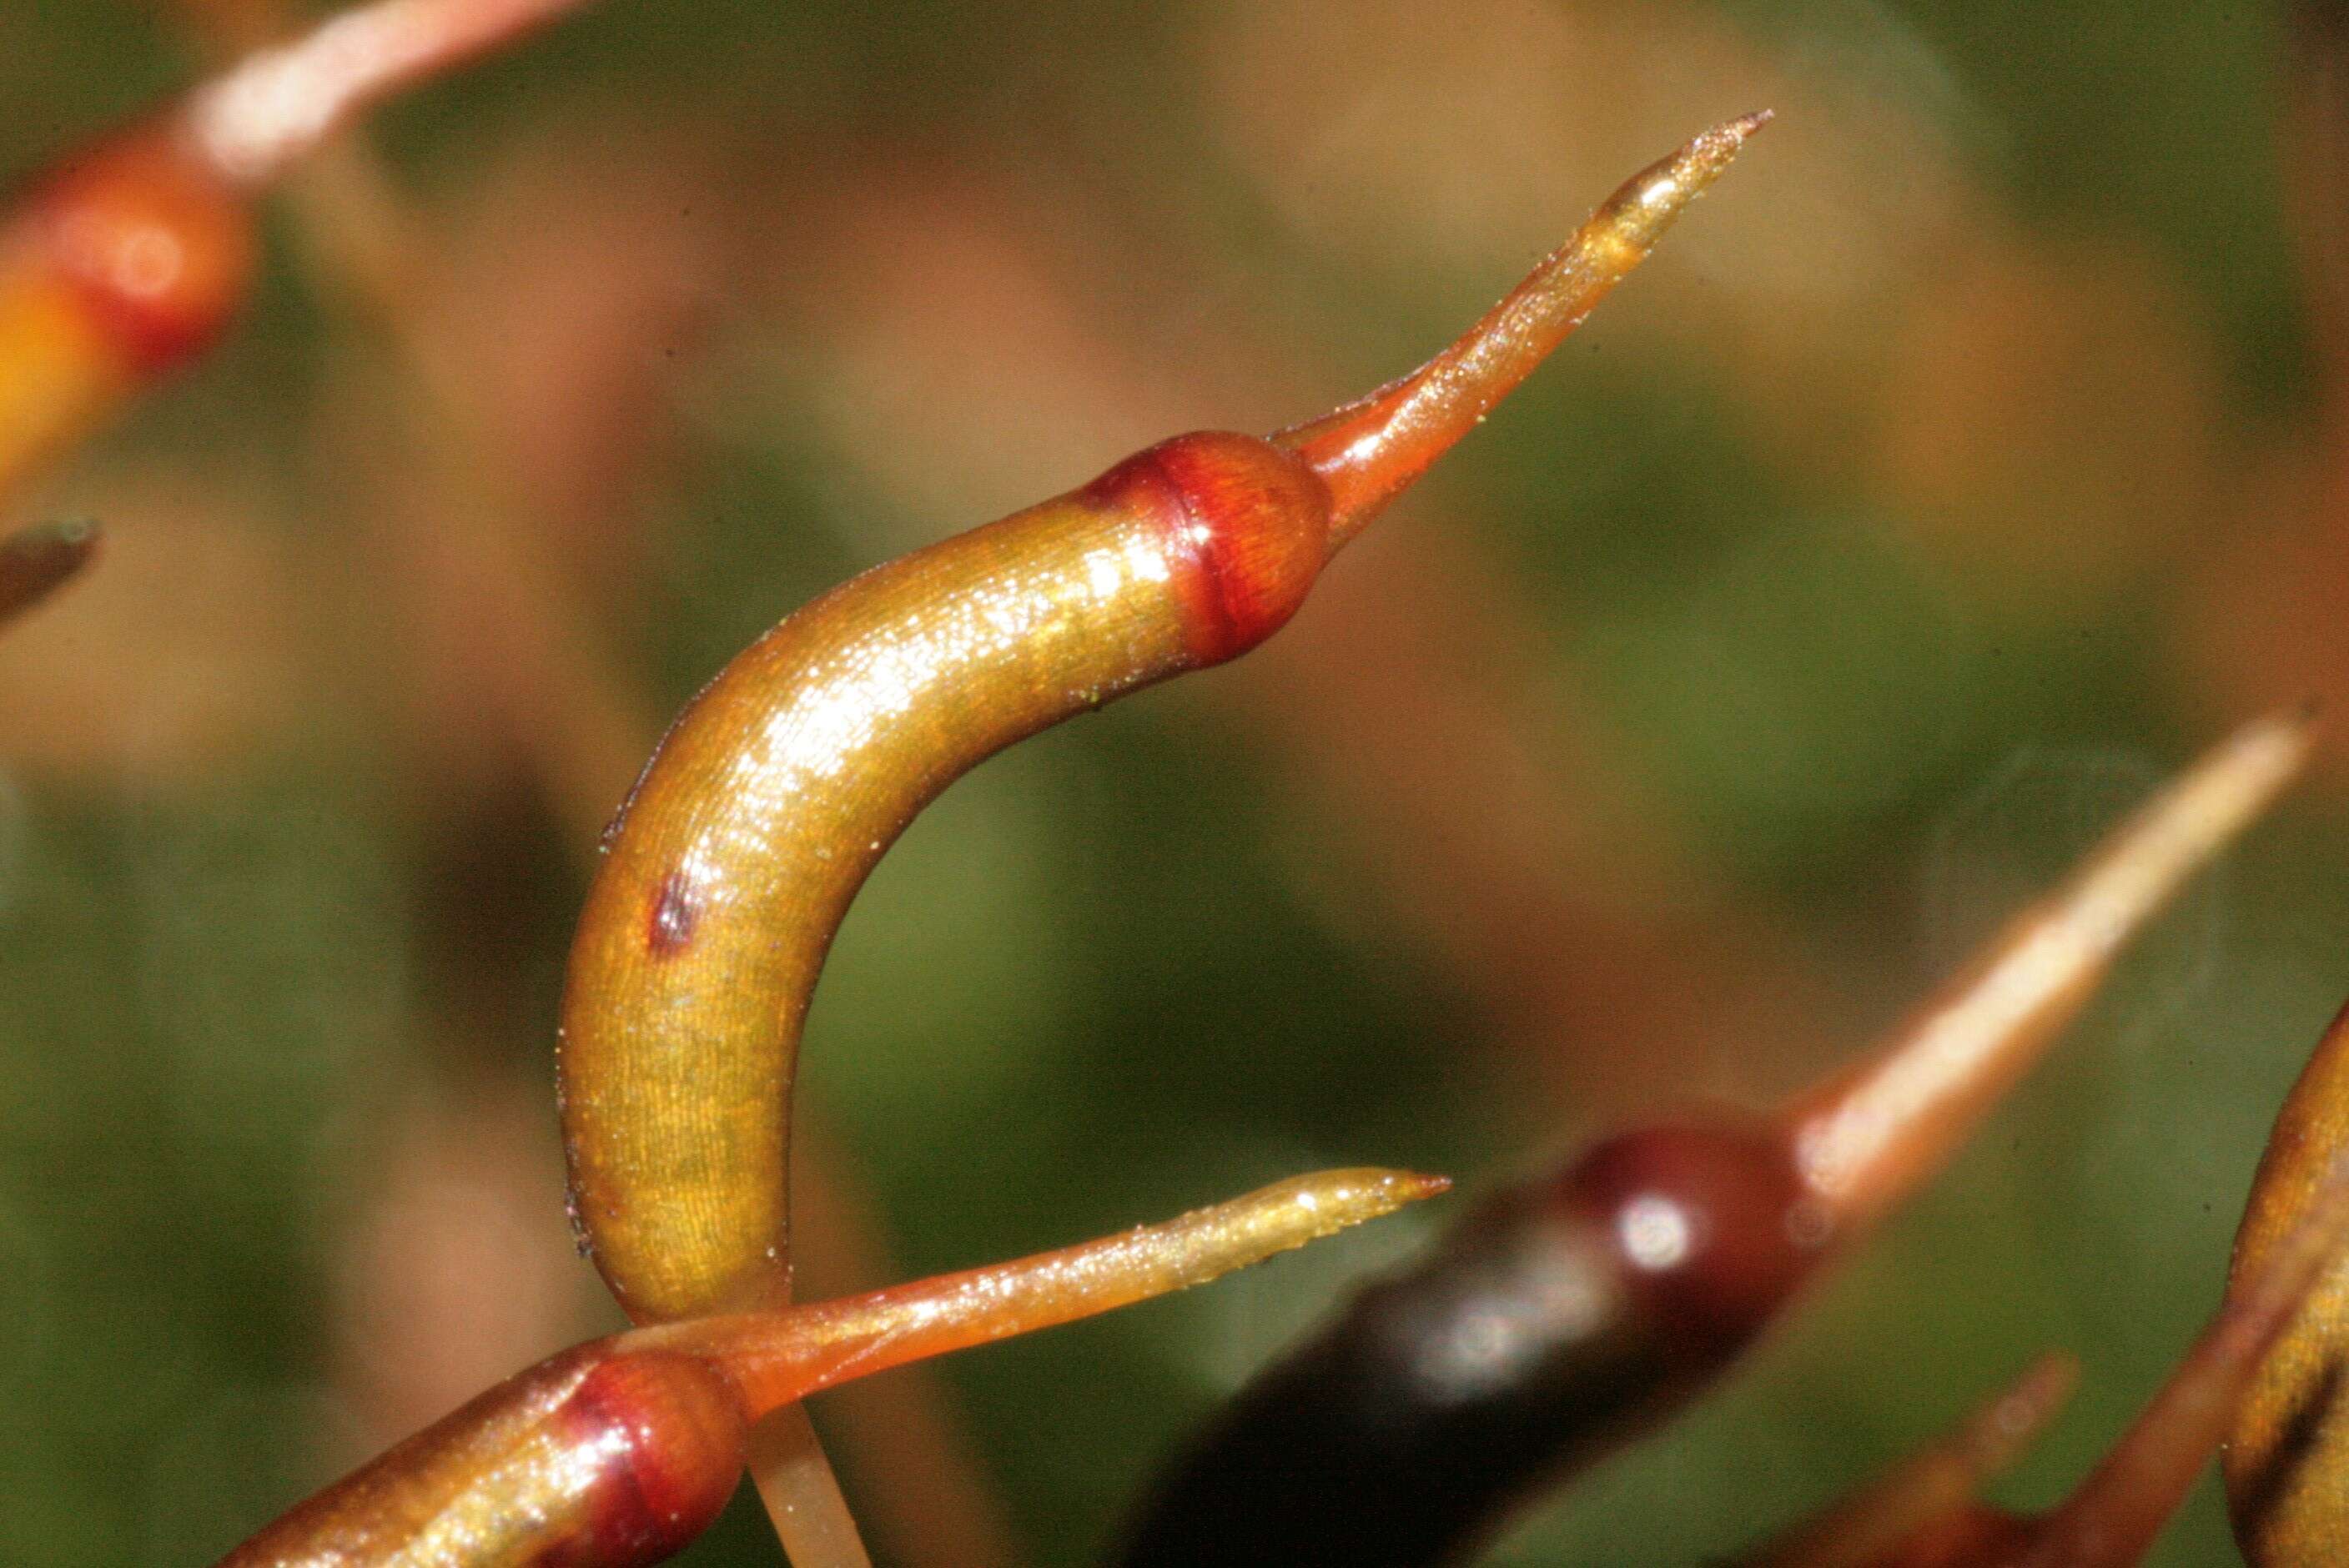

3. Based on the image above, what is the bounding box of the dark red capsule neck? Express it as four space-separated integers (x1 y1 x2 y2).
544 1350 747 1566
1552 1122 1828 1365
1084 431 1334 666
17 128 254 374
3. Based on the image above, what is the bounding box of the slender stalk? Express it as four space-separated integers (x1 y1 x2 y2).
183 0 600 188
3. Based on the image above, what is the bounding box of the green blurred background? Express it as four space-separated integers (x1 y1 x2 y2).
3 0 2347 1562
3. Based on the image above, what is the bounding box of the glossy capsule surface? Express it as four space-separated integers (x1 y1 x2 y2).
558 433 1330 1321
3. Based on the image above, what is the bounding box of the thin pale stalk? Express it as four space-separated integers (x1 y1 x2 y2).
182 0 601 188
747 1406 873 1568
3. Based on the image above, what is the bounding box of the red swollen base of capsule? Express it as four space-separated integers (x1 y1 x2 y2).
1552 1123 1828 1364
548 1352 747 1566
1084 431 1334 667
12 128 254 375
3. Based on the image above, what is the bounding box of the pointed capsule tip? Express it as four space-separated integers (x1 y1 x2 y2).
1703 109 1775 154
1270 1168 1451 1239
1396 1170 1453 1204
42 517 102 550
1787 711 2308 1230
1667 109 1774 194
2221 705 2321 792
1285 113 1768 548
0 515 105 627
1318 1167 1452 1216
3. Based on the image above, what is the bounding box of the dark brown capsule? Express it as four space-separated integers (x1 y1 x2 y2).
1114 1123 1818 1567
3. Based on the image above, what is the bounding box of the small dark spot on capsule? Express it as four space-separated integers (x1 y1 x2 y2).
646 871 700 957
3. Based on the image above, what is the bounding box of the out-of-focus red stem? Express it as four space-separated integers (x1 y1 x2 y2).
2285 1 2349 403
1744 1354 2079 1568
1766 1087 2349 1568
2009 1163 2349 1567
1740 1151 2349 1568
